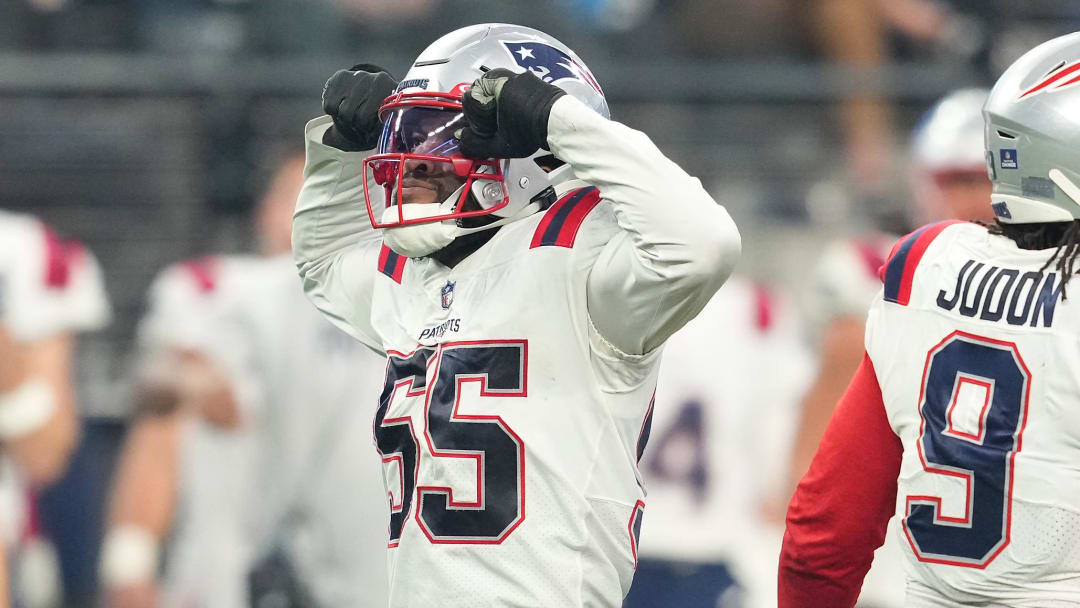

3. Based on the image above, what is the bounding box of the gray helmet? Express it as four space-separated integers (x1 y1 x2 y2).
984 32 1080 224
365 23 608 233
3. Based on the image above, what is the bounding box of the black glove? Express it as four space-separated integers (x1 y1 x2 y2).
321 63 398 152
458 68 566 159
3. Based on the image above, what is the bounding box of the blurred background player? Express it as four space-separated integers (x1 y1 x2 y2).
100 152 388 608
782 31 1080 606
622 278 812 608
0 210 110 606
786 87 992 607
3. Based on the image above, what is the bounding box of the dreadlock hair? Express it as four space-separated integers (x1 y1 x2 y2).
981 218 1080 299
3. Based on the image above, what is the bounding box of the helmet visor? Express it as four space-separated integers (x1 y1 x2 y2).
379 106 466 157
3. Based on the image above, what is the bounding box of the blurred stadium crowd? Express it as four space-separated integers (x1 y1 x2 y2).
1 0 1080 606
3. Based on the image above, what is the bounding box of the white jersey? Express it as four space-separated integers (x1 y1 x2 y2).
293 96 740 607
138 256 388 608
867 221 1080 607
0 210 110 344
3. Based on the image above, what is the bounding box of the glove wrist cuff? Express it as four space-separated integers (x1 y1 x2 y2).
532 87 565 150
500 73 566 151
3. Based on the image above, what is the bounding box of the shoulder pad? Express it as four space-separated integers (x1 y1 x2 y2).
882 220 967 306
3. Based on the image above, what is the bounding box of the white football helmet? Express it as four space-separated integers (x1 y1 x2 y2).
911 88 989 174
363 23 608 256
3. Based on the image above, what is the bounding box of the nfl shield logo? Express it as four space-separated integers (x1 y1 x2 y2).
441 281 455 310
1000 149 1018 169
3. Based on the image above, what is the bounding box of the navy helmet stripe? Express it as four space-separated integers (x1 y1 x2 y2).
538 188 594 246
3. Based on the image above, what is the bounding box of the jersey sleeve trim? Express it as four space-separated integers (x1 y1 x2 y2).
636 389 655 463
529 186 602 249
42 226 85 289
377 243 407 283
752 282 774 333
179 257 219 293
628 500 646 569
882 220 966 306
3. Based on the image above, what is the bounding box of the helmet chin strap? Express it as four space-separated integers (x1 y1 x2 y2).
381 185 545 258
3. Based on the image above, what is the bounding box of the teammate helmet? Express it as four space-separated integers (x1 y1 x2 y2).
984 31 1080 224
363 23 608 240
911 88 988 174
908 88 989 223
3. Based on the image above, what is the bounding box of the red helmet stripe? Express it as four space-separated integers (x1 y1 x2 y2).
1018 61 1080 99
1054 71 1080 91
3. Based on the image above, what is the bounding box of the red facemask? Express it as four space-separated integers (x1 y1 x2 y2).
362 90 510 229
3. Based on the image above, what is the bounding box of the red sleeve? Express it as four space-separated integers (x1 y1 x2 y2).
778 354 903 608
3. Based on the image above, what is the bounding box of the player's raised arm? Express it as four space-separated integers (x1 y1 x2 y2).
292 66 397 350
554 95 740 354
778 354 901 608
460 69 741 355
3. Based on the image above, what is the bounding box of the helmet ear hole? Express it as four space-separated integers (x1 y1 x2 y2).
533 154 565 173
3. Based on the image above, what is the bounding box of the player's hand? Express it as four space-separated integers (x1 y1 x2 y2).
457 68 566 159
321 64 398 152
177 352 243 429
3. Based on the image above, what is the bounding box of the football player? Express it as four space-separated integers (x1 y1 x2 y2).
780 32 1080 606
787 87 993 607
622 279 813 608
293 23 740 607
101 153 388 608
0 210 110 606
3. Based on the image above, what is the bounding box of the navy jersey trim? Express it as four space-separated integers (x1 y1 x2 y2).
883 221 964 305
530 187 602 248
